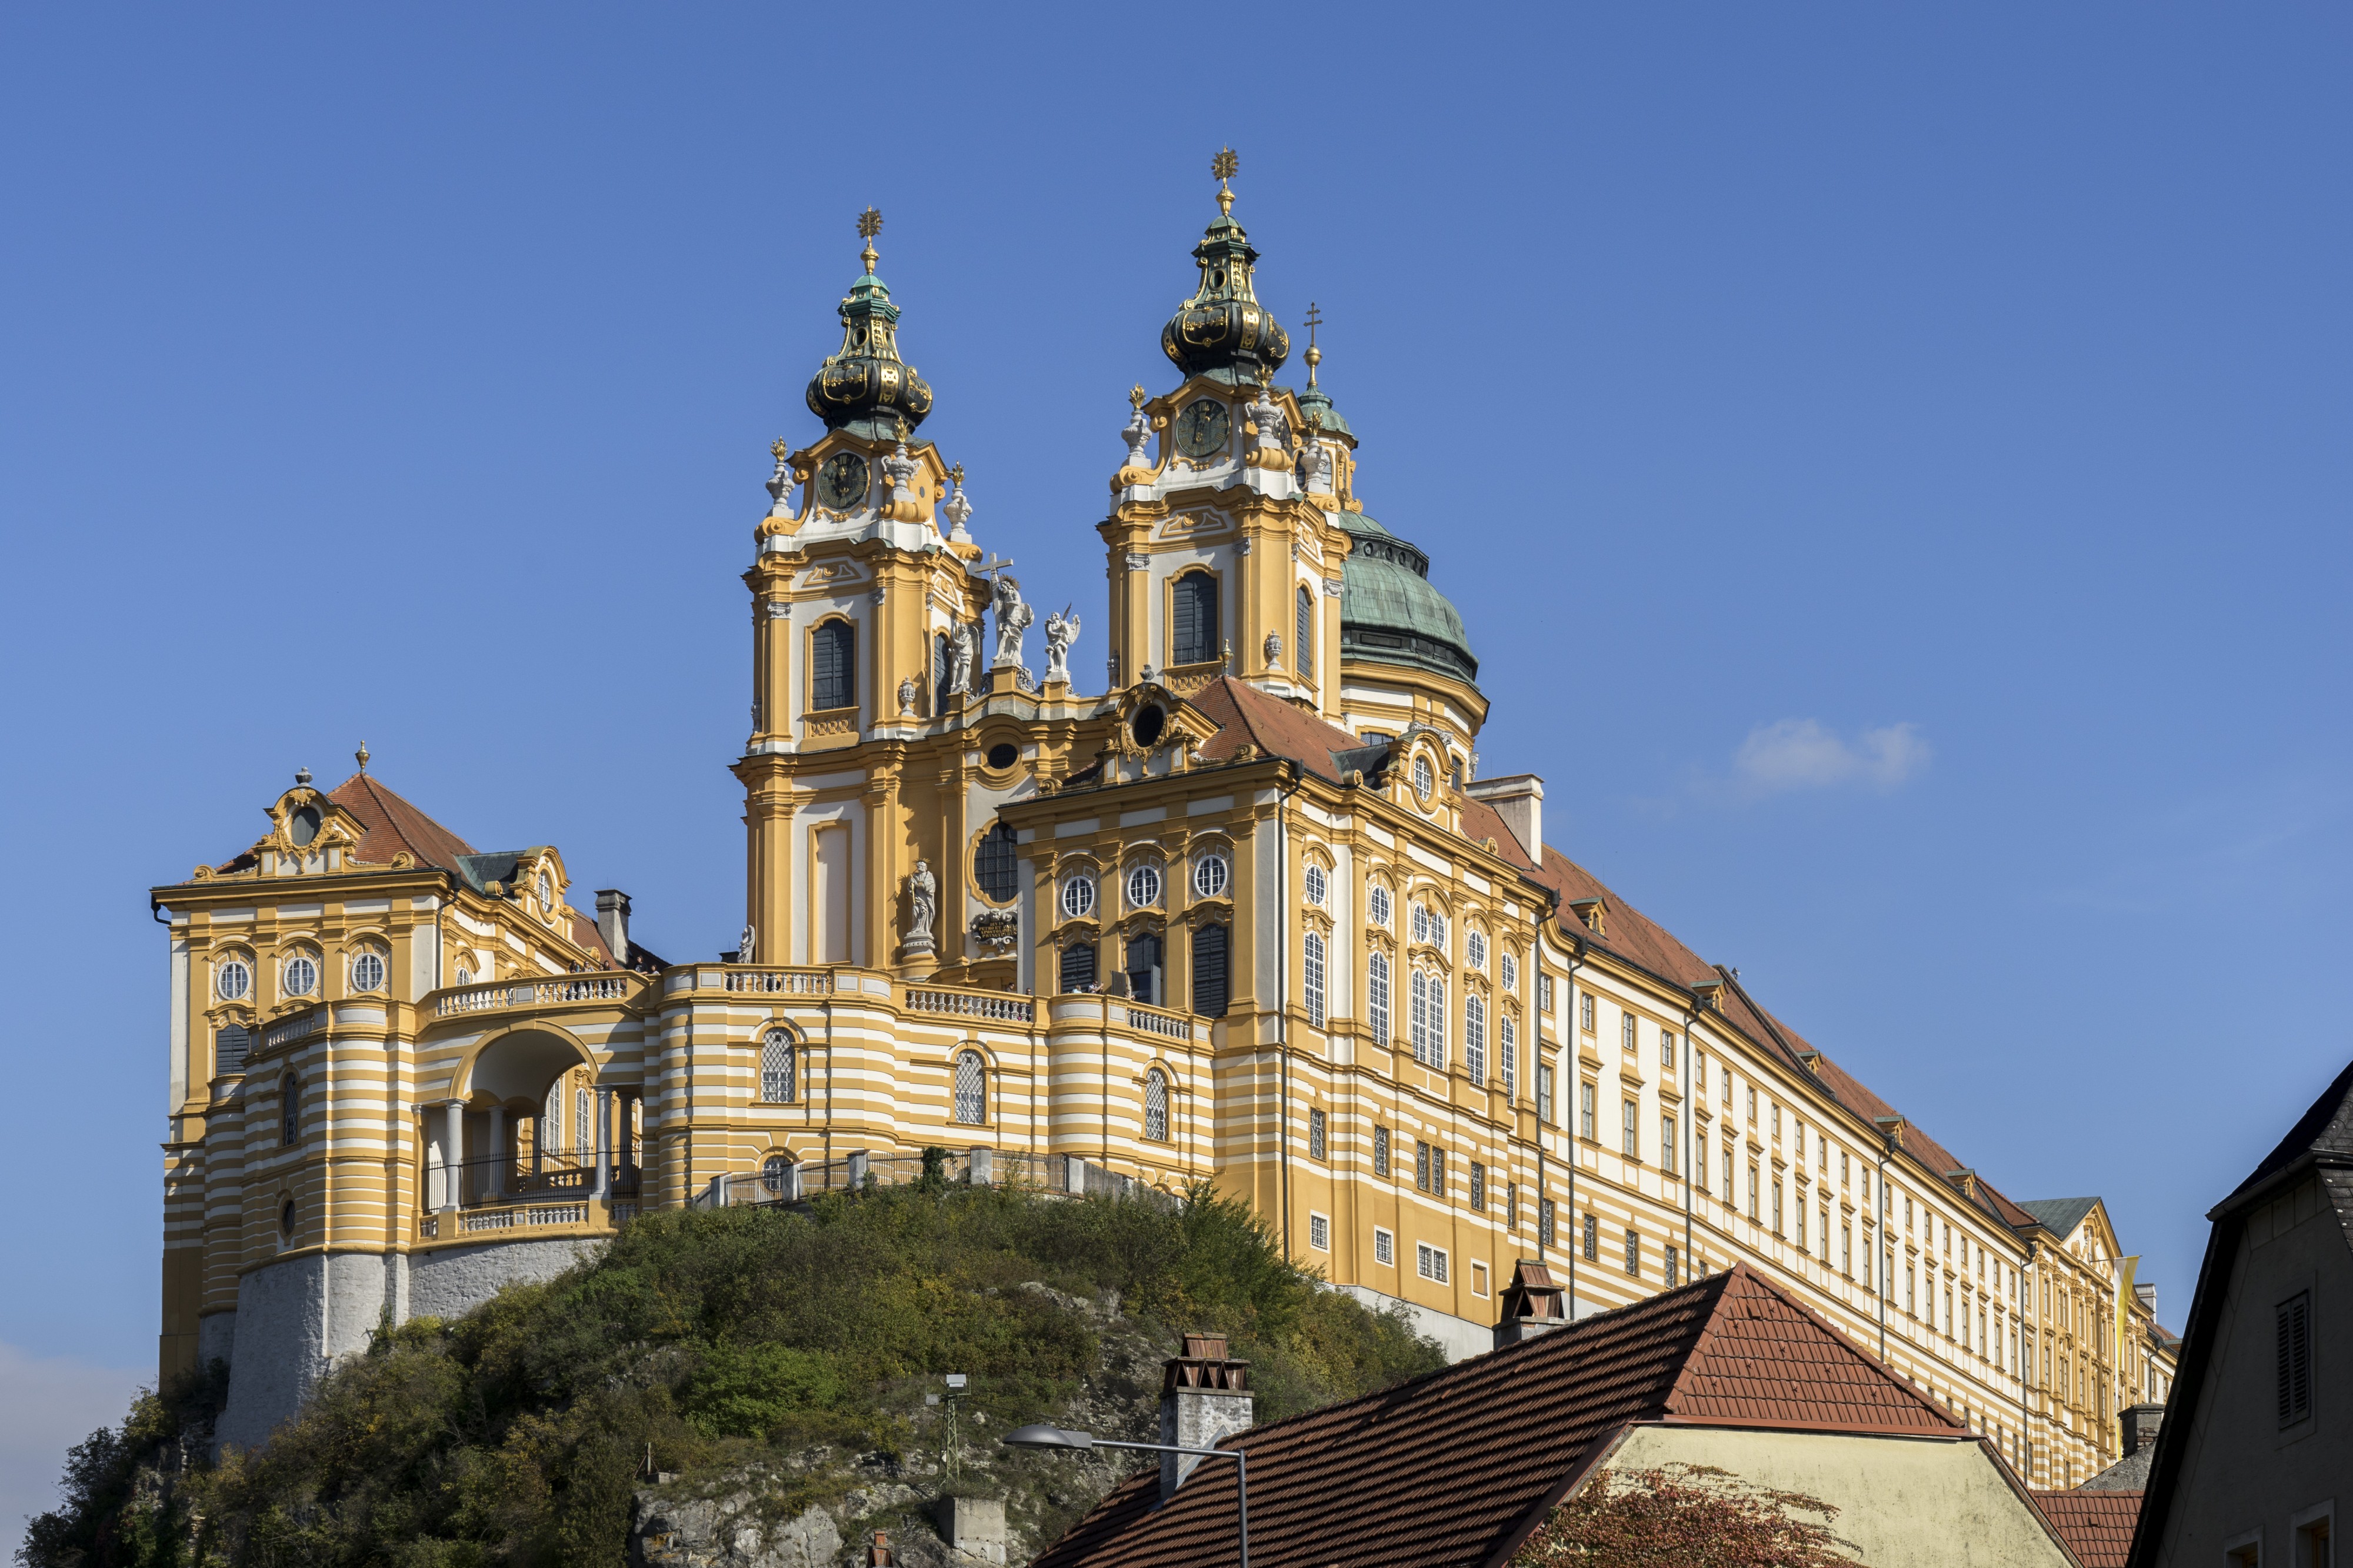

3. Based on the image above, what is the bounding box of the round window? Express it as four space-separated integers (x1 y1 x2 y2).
1061 875 1097 919
987 742 1019 770
1192 853 1229 899
1131 705 1166 748
1126 864 1164 908
289 805 321 846
1303 863 1327 906
1368 885 1392 928
1411 756 1434 800
284 956 318 996
351 952 385 992
216 959 252 1000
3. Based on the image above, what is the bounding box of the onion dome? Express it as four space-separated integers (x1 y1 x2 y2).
1336 512 1478 688
1294 318 1354 445
805 209 935 439
1161 152 1290 384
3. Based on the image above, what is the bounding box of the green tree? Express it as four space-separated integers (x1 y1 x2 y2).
1511 1463 1870 1568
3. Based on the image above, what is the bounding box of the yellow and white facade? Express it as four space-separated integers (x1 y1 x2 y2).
154 170 2172 1478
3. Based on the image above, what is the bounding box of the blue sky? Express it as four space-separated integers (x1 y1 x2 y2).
3 1 2348 1540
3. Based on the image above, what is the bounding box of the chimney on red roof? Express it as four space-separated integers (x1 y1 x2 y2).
1465 773 1542 858
1160 1332 1251 1501
1494 1260 1569 1349
595 889 631 967
2119 1402 2164 1457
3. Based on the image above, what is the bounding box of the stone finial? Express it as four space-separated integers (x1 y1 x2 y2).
942 465 974 542
355 742 369 774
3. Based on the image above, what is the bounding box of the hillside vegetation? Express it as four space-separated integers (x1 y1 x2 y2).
24 1178 1443 1568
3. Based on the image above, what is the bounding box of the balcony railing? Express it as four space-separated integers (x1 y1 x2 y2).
434 973 638 1018
906 986 1036 1023
721 968 834 995
1118 1000 1193 1040
264 1007 323 1050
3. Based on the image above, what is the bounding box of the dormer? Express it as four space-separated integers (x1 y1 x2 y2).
1568 897 1607 937
250 770 367 878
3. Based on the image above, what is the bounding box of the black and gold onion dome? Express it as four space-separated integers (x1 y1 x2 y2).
1161 151 1290 383
805 209 935 439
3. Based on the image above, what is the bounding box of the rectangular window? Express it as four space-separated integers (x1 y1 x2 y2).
1415 1140 1431 1192
1432 1147 1447 1197
1661 1115 1677 1175
1469 1160 1486 1212
1664 1244 1679 1288
1796 1199 1807 1251
1622 1097 1639 1158
1539 1197 1556 1249
1538 972 1554 1017
1430 977 1447 1065
1772 1178 1784 1236
1621 1011 1637 1051
1302 932 1327 1029
1907 1262 1916 1316
1580 1081 1596 1142
1660 1029 1676 1069
2278 1290 2312 1426
1373 1125 1391 1177
1417 1242 1449 1283
1841 1150 1849 1185
811 619 856 711
1771 1104 1781 1141
1842 1223 1852 1276
1582 1212 1599 1262
1367 952 1391 1043
1748 1162 1760 1222
1499 1015 1517 1096
1409 969 1429 1061
1624 1227 1640 1277
1471 1260 1489 1298
1537 1063 1555 1125
1694 1055 1707 1095
1507 1182 1518 1230
1580 991 1595 1032
1374 1227 1394 1267
1308 1212 1331 1252
1464 994 1486 1083
1308 1107 1327 1161
1747 1086 1757 1123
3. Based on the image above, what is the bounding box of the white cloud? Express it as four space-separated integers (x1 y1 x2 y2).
0 1343 146 1562
1731 719 1931 795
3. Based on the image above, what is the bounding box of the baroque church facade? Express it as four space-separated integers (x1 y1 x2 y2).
153 166 2174 1479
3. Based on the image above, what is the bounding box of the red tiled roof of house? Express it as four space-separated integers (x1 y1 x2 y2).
1185 677 1371 783
2033 1490 2141 1568
1028 1264 1962 1568
326 772 479 869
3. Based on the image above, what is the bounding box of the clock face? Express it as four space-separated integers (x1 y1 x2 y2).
1174 397 1229 458
816 452 869 511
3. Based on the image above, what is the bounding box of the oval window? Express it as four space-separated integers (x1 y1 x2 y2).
279 1198 296 1238
1303 863 1326 907
289 805 321 846
987 742 1019 770
1368 885 1392 928
351 952 385 992
1411 757 1434 800
216 959 251 1000
1192 853 1229 899
1061 875 1097 919
284 956 318 996
1126 864 1164 908
1132 705 1165 749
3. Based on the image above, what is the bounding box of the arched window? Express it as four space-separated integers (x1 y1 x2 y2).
974 821 1018 903
761 1028 798 1103
1430 976 1447 1065
933 630 954 711
1172 571 1219 665
762 1152 795 1196
811 619 856 711
1367 951 1391 1042
1302 931 1327 1029
1498 1012 1517 1096
1296 586 1314 678
1059 940 1096 993
280 1076 299 1147
953 1051 987 1125
1144 1068 1169 1142
1465 993 1487 1082
1189 924 1228 1017
1125 931 1164 1006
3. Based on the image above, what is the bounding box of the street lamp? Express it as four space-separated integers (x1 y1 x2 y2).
1002 1424 1249 1568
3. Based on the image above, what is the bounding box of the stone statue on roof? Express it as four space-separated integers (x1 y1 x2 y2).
991 574 1032 669
737 923 756 964
1044 607 1080 685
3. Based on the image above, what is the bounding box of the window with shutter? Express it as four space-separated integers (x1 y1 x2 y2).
1059 941 1096 993
1126 930 1164 1006
1295 586 1314 678
2278 1290 2312 1426
1172 571 1218 665
1189 924 1228 1016
811 619 856 711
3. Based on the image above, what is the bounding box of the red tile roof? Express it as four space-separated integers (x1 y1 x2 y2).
1185 676 1372 783
1029 1264 1962 1568
2034 1490 2141 1568
326 772 479 870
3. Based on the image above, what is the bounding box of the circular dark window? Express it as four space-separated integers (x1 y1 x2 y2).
279 1198 296 1238
1132 705 1166 748
289 805 321 846
986 742 1019 770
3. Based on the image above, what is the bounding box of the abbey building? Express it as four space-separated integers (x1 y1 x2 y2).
153 169 2174 1482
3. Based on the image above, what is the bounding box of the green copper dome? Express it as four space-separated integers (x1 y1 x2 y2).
1335 513 1478 687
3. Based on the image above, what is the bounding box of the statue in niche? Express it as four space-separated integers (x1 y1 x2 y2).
949 622 975 696
991 574 1032 669
904 860 937 950
1304 437 1336 495
1044 606 1081 684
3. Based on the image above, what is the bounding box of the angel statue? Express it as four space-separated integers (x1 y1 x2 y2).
991 574 1033 669
1044 606 1081 684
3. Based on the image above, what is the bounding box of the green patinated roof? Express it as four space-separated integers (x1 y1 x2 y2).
1295 383 1355 441
1335 512 1477 687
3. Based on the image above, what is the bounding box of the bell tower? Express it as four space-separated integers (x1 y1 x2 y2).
1099 151 1352 716
732 210 989 970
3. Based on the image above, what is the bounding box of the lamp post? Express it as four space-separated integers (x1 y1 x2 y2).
1003 1424 1248 1568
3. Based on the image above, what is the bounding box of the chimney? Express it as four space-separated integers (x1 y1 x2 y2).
1159 1332 1252 1500
2119 1402 2164 1457
1465 774 1542 860
595 889 631 967
865 1530 894 1566
2134 1282 2157 1315
1494 1260 1570 1349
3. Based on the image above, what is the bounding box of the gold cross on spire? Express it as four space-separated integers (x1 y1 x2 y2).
1212 147 1238 216
1304 302 1324 388
857 206 882 272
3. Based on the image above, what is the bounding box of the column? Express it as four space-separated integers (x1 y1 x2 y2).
592 1088 613 1199
441 1100 465 1213
486 1106 506 1199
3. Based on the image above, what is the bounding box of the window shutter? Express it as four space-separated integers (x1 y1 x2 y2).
2278 1292 2312 1425
1059 941 1096 993
1296 586 1314 678
1190 923 1228 1017
813 620 856 711
1174 573 1218 665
